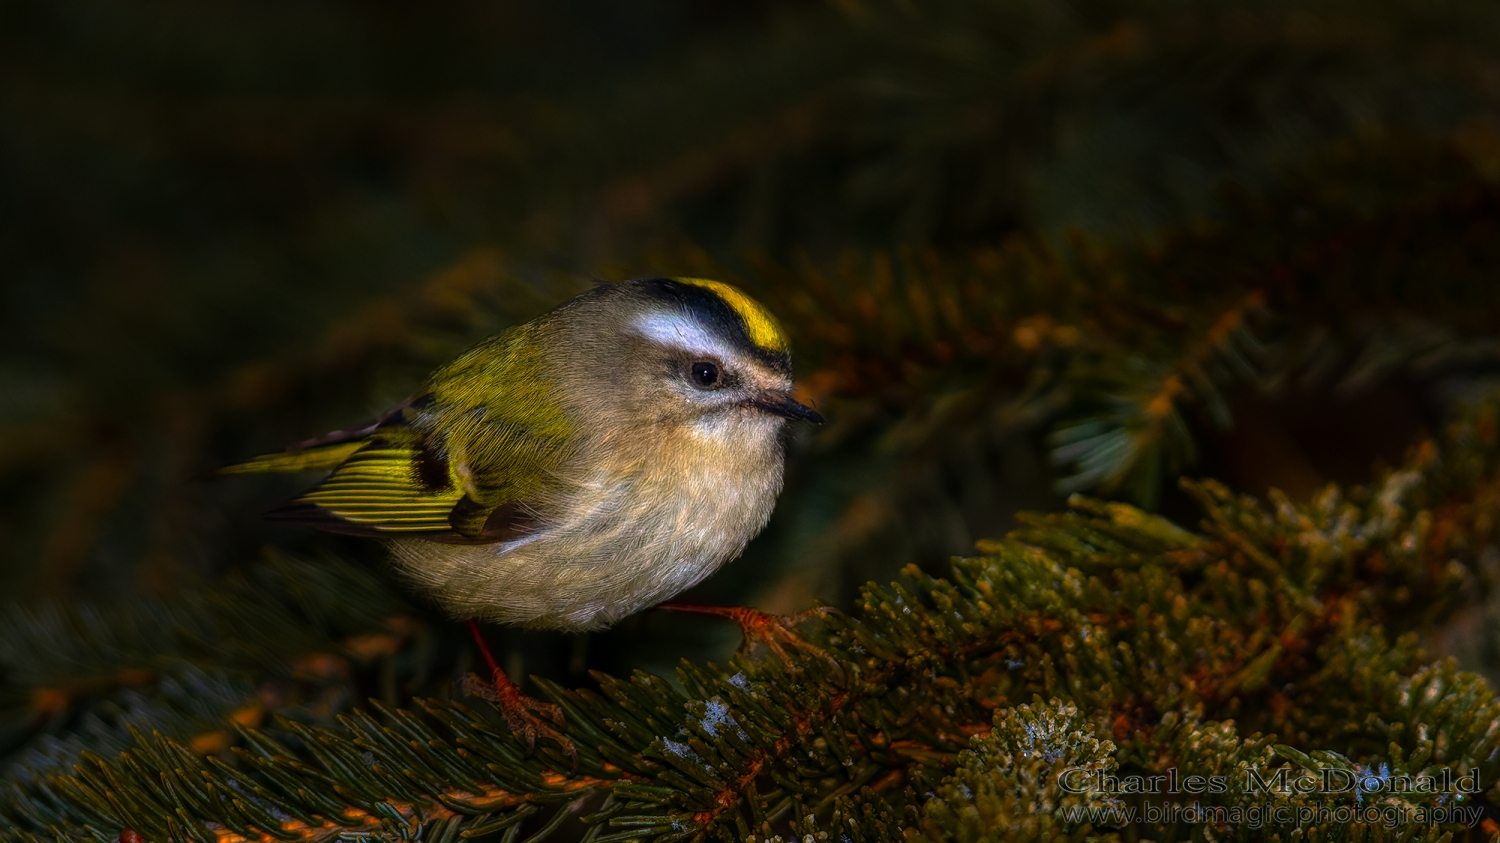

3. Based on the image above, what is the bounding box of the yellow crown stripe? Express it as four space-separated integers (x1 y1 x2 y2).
677 278 788 352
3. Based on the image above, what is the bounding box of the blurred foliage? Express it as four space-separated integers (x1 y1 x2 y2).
6 0 1500 837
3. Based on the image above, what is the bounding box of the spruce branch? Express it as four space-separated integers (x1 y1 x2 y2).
0 554 419 785
6 395 1500 840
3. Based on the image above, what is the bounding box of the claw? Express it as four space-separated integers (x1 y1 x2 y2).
461 672 577 765
656 603 845 682
463 619 578 767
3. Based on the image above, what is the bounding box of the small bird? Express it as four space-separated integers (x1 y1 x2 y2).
221 277 822 742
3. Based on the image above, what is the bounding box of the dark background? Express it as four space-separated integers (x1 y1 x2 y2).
4 0 1500 781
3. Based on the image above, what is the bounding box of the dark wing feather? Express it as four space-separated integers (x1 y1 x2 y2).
275 443 466 534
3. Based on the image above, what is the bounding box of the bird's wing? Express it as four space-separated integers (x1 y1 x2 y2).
216 402 466 537
213 398 418 477
263 434 472 538
213 439 369 476
221 327 571 542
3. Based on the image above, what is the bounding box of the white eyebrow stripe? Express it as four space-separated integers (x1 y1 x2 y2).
633 312 731 358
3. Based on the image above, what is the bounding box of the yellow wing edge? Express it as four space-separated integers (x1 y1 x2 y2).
213 441 368 476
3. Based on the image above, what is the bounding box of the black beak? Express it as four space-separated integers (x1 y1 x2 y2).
750 393 825 424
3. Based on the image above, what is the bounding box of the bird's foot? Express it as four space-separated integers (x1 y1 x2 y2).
463 619 577 765
655 603 844 681
461 670 576 762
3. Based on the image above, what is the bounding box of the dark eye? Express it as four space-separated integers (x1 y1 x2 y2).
690 361 720 388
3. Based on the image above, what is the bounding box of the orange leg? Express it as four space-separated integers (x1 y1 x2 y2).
464 619 575 762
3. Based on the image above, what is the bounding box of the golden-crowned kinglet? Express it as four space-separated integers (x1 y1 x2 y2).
223 277 821 631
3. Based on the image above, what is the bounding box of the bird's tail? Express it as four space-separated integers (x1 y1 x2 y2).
211 440 366 476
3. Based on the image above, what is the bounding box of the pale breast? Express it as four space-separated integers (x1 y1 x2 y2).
389 413 787 630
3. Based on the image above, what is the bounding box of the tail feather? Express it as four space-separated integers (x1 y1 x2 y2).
215 396 424 477
212 440 368 476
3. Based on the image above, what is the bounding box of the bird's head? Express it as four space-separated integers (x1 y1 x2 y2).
549 277 822 440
